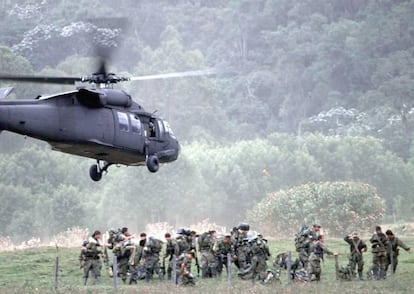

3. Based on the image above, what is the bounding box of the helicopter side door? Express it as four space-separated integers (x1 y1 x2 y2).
112 110 145 153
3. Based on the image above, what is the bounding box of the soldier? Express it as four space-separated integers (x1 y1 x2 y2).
198 230 217 278
344 232 367 280
385 229 411 274
176 252 195 286
369 226 388 279
307 235 336 281
164 232 179 280
213 235 233 276
143 236 163 282
294 225 312 271
116 227 135 283
129 233 147 284
239 231 269 282
80 230 104 285
233 223 250 271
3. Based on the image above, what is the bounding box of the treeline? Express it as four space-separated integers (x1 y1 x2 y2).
0 0 414 240
1 133 413 241
1 1 414 153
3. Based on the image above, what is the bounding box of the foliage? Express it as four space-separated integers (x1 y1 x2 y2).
247 181 385 237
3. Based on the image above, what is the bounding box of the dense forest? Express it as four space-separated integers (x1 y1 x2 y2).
0 0 413 241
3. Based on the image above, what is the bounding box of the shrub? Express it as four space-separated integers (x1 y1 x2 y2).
247 181 385 237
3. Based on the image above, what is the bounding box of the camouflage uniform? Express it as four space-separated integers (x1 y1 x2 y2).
306 239 333 281
176 234 191 255
143 237 163 282
385 230 411 274
241 234 269 281
164 237 180 280
129 242 146 283
118 241 135 283
108 228 136 283
344 234 367 279
80 234 103 285
176 253 195 286
233 231 250 270
296 234 312 270
369 229 388 279
213 236 233 276
198 231 217 278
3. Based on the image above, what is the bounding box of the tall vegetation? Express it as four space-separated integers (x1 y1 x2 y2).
246 181 385 237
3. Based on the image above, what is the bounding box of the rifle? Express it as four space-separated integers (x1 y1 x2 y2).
194 251 200 277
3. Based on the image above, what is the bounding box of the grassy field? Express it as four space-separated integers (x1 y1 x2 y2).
0 238 413 293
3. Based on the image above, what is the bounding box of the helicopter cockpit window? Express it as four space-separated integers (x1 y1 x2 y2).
157 119 164 135
130 114 141 134
163 120 176 139
117 111 129 132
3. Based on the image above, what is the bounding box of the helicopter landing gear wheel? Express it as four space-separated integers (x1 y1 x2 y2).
89 164 102 181
89 160 112 181
146 155 159 173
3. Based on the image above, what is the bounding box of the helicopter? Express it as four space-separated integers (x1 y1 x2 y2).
0 60 214 181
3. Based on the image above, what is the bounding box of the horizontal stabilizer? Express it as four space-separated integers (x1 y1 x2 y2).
0 87 14 99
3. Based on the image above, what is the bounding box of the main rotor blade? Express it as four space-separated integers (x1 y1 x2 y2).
130 69 216 81
0 74 82 85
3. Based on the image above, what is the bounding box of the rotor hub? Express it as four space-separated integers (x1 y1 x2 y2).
81 73 130 84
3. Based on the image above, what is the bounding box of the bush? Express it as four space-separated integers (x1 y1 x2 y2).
246 181 385 237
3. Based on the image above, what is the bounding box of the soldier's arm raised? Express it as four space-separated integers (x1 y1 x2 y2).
397 238 411 252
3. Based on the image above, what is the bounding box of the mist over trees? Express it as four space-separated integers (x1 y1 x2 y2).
0 0 414 240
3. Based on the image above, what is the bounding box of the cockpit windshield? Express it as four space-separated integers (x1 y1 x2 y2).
163 120 176 138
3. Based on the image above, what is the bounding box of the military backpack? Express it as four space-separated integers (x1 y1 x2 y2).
147 237 163 253
107 228 122 249
198 232 212 250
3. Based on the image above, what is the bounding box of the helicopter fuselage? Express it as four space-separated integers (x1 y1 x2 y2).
0 88 180 179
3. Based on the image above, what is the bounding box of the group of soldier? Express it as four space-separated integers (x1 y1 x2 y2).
78 223 411 286
344 225 411 280
291 224 411 282
79 223 274 286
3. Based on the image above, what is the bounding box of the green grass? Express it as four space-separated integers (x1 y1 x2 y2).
0 239 413 293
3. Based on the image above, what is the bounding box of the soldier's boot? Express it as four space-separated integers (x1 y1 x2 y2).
358 271 363 280
83 277 88 285
95 276 101 284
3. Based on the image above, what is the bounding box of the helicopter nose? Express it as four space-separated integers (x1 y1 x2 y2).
171 137 180 161
159 135 180 163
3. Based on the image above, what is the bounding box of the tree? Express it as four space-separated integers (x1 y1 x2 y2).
247 181 385 237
